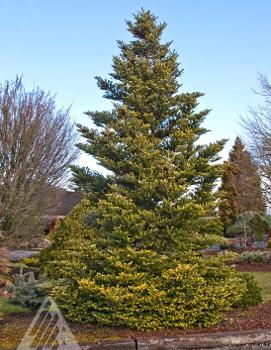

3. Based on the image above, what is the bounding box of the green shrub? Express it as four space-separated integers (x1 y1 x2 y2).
40 201 262 331
233 273 263 308
200 217 224 236
22 256 40 267
217 250 238 262
226 212 269 239
249 214 269 240
8 275 46 309
45 251 247 330
235 251 270 263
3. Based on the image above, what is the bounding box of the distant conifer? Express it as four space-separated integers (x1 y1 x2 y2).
219 137 265 229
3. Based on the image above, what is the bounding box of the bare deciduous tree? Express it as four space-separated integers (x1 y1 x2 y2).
0 77 79 239
241 74 271 205
0 232 10 288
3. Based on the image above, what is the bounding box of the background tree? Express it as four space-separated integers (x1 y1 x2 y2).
242 74 271 205
219 162 239 229
43 10 255 330
219 137 265 229
0 77 78 240
0 245 10 320
0 233 10 289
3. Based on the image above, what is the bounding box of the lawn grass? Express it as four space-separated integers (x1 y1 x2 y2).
0 296 29 315
249 272 271 302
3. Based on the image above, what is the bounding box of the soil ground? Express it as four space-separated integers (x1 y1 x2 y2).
1 302 271 350
235 261 271 272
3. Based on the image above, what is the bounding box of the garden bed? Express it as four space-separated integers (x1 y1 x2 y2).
1 303 271 350
1 255 270 349
235 261 271 272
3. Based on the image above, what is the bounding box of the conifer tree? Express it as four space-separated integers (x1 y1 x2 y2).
219 137 265 229
71 9 226 252
42 10 254 330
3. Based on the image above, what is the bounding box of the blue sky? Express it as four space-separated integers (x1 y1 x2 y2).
1 0 271 171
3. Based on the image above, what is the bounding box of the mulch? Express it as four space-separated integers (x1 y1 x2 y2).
1 303 271 348
127 303 271 338
234 261 271 272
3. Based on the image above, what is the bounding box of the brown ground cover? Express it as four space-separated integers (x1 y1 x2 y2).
1 303 271 350
235 261 271 272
